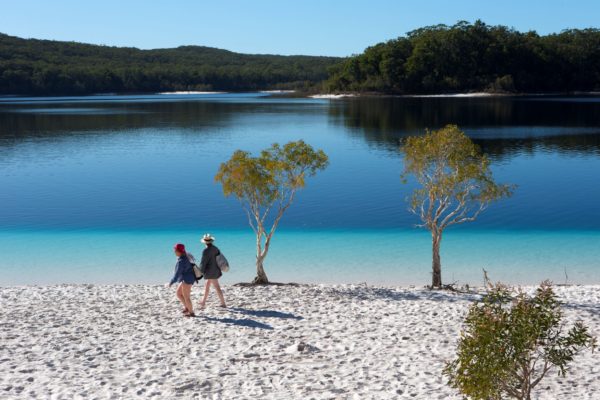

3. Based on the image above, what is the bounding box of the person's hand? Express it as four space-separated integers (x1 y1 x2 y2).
164 283 171 288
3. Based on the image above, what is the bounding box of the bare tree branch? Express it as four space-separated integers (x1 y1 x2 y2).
242 204 258 235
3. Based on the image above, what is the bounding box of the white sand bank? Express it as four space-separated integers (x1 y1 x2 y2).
260 90 296 94
309 94 356 99
157 91 226 95
1 284 598 399
309 93 498 99
405 92 496 98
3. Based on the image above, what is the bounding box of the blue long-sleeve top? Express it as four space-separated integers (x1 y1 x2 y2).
170 254 195 285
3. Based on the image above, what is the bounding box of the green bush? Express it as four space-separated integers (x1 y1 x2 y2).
444 281 596 400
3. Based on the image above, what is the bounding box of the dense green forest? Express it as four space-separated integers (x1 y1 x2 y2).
0 33 340 95
326 21 600 94
2 21 600 96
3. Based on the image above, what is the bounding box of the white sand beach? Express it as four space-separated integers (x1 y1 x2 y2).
309 93 499 99
260 90 296 94
157 91 227 95
309 94 356 99
404 92 496 98
1 284 598 399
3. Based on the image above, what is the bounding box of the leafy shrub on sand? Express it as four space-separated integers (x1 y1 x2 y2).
444 281 596 400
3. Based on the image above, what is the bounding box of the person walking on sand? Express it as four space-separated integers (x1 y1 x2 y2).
165 243 196 317
198 234 226 308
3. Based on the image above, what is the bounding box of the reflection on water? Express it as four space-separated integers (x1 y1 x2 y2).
328 96 600 157
2 94 600 159
0 96 323 149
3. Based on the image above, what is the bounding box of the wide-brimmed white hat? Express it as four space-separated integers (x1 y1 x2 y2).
201 233 215 244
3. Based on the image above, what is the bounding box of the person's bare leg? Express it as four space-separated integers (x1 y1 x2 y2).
176 283 186 309
213 279 226 307
199 280 210 308
182 283 194 315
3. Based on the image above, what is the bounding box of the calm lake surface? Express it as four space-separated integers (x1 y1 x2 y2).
1 93 599 285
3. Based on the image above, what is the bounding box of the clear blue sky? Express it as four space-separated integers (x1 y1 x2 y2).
1 0 598 56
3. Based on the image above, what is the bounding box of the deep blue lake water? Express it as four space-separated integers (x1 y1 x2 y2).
0 93 599 285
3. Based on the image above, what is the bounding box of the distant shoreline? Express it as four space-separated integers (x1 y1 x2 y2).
1 90 600 99
304 91 600 99
157 91 227 95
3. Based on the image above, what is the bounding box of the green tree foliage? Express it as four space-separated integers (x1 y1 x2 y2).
400 125 513 288
215 141 328 283
327 20 600 94
0 33 340 95
445 281 596 400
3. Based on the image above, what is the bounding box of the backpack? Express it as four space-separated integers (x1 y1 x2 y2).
187 253 203 281
216 250 230 272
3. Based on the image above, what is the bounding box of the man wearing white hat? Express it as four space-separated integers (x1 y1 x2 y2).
198 234 227 308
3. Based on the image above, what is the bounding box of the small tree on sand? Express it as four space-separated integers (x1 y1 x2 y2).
215 140 328 284
444 280 596 400
400 125 513 288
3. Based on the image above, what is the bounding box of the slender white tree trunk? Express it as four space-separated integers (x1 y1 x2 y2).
431 230 443 288
253 232 270 284
254 255 269 284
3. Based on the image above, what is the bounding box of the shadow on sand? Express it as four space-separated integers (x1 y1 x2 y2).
330 286 480 304
200 315 274 330
334 287 599 317
229 307 303 320
563 302 600 316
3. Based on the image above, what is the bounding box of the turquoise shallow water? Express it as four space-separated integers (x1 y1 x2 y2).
1 228 598 286
1 93 599 285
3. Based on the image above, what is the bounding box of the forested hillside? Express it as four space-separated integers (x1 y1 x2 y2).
3 21 600 96
0 33 340 95
326 21 600 94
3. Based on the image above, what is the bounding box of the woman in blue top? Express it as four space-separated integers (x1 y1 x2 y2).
165 243 195 317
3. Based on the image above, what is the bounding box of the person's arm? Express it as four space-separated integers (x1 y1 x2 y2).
169 259 184 286
199 248 210 274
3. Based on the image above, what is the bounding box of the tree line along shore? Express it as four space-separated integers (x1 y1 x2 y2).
1 20 600 96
